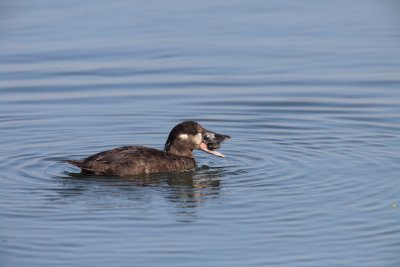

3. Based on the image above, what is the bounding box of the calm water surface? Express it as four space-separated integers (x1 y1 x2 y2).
1 1 400 266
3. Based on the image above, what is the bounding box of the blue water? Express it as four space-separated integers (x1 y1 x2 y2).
1 1 400 266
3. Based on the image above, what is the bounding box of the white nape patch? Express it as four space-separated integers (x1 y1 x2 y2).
178 134 189 140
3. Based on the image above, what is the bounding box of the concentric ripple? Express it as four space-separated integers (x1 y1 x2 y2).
1 86 399 266
1 0 400 266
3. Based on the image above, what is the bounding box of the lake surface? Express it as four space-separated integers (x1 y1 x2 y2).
1 1 400 266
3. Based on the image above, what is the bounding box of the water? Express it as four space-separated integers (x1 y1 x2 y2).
1 0 400 266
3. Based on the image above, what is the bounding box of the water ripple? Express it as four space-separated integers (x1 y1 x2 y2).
1 1 400 265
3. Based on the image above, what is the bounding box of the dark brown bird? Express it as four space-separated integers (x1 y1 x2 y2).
66 121 230 177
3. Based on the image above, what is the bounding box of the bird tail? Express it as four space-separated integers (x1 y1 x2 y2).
65 159 85 168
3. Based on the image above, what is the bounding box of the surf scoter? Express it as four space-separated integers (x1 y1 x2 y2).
66 121 230 177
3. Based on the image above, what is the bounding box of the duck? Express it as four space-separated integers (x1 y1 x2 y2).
66 121 230 177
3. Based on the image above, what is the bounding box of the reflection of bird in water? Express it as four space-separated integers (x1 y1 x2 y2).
66 121 230 177
62 166 227 222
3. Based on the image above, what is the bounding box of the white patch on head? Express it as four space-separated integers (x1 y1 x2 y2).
194 132 202 145
178 134 189 140
204 132 215 140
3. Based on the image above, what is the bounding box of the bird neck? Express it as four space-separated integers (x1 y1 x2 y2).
166 144 194 158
